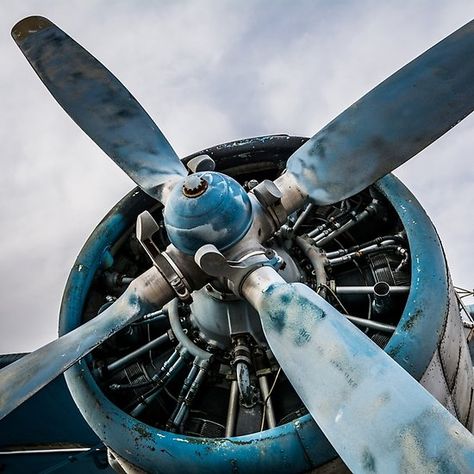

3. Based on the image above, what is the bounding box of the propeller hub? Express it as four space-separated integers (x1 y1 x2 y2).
164 172 253 255
182 175 209 198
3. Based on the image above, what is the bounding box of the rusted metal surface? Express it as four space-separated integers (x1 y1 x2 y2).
286 20 474 205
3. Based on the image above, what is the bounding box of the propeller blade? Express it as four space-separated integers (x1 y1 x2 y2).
12 16 187 202
0 268 172 421
243 268 474 473
286 20 474 205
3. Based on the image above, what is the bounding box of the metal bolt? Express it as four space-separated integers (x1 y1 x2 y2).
182 175 208 198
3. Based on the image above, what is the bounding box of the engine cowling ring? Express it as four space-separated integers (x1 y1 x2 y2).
59 135 469 473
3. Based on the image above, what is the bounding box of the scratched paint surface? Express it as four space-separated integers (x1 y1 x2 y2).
0 279 153 421
164 172 253 254
257 282 474 473
12 16 187 201
287 20 474 205
376 175 450 380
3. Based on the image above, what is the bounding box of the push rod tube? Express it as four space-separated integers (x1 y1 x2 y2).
335 285 409 295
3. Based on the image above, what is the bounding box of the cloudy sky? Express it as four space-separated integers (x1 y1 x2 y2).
0 0 473 353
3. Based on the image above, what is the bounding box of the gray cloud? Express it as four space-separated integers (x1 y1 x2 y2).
0 0 473 352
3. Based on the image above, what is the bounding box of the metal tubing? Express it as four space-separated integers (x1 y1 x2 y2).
292 203 313 232
168 362 200 428
307 222 328 238
307 207 352 238
154 352 188 388
335 285 410 295
130 352 188 417
236 362 254 408
135 309 167 324
325 234 404 259
372 281 392 314
313 218 352 244
168 299 212 360
106 333 170 374
258 375 276 429
168 357 209 430
315 200 378 246
327 241 400 266
345 314 396 333
156 348 181 380
295 236 328 296
176 366 208 427
225 380 239 437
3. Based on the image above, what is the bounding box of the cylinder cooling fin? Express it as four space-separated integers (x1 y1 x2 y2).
59 135 472 473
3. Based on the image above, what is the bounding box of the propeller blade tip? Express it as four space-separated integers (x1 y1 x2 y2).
11 16 53 43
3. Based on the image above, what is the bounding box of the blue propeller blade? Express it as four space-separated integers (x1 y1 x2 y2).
0 268 171 421
12 16 187 202
286 20 474 205
250 272 474 473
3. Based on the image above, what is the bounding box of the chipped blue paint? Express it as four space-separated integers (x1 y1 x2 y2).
0 274 152 421
376 175 449 379
67 366 338 474
12 16 187 202
59 148 453 473
257 280 474 473
60 186 336 473
287 20 474 205
164 172 253 255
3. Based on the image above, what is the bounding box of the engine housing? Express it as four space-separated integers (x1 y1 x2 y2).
59 135 474 473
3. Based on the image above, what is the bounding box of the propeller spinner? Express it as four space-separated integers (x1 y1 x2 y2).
2 14 474 473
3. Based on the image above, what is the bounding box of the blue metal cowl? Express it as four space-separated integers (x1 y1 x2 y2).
163 171 253 255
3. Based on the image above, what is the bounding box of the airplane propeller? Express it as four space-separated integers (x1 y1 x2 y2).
11 16 188 203
2 15 474 473
0 267 174 421
242 267 474 472
285 19 474 205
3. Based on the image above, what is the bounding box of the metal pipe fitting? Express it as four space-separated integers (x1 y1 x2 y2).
225 380 239 437
372 281 392 315
345 314 396 333
335 285 409 295
106 333 170 375
168 299 212 361
294 235 328 297
258 374 276 429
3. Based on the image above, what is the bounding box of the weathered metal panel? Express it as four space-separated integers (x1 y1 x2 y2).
439 285 464 392
419 350 455 414
0 366 99 449
453 334 474 425
0 446 113 474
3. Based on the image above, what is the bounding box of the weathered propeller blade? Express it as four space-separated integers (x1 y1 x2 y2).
243 268 474 473
12 16 187 202
0 268 173 421
286 20 474 205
